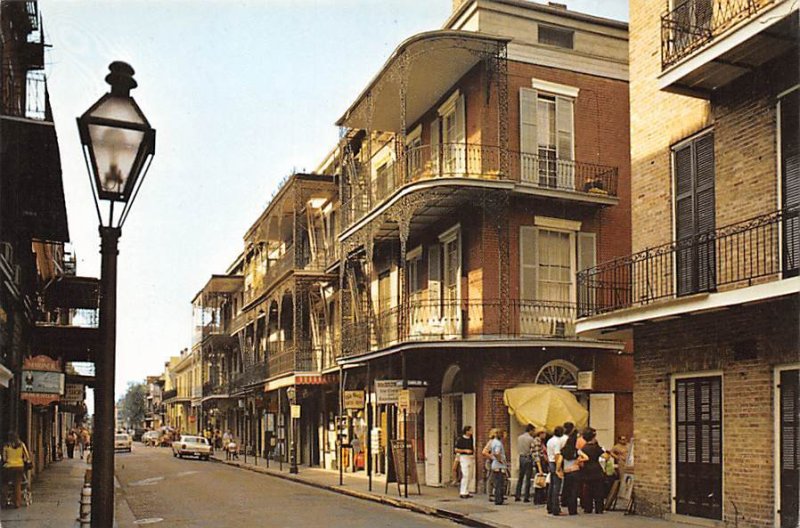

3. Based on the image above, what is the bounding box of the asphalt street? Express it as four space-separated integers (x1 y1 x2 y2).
115 445 455 528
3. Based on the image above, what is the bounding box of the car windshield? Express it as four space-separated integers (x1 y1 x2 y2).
115 435 128 441
182 436 206 444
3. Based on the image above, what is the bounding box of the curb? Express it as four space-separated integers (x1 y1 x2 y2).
209 456 500 528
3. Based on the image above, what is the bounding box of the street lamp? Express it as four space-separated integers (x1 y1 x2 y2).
286 385 298 474
77 61 155 528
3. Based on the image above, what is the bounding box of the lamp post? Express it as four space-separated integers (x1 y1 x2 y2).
77 61 155 528
286 385 299 474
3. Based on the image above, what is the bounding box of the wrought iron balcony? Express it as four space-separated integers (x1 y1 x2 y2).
162 389 178 401
661 0 777 69
341 143 618 229
577 208 798 318
341 299 577 359
230 361 269 392
202 381 230 397
243 246 295 306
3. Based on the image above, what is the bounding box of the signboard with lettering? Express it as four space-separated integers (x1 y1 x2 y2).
343 390 365 410
375 380 401 405
578 371 594 391
291 404 301 419
21 355 63 406
61 383 84 403
388 439 421 496
397 389 410 411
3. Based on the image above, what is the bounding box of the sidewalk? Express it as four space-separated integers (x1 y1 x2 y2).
0 457 86 528
211 454 686 528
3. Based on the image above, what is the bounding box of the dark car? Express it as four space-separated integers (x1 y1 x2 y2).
132 428 146 441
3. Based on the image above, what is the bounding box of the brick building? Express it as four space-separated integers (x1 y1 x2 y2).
332 0 633 489
577 1 799 526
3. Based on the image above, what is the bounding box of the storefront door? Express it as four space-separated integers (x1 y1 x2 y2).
779 368 799 528
674 375 722 520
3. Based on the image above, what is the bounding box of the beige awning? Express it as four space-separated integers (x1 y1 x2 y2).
503 384 588 433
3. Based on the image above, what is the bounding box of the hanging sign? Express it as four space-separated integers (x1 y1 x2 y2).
397 389 410 412
61 383 84 403
291 404 302 419
577 371 594 391
344 390 365 410
21 355 63 406
375 380 401 405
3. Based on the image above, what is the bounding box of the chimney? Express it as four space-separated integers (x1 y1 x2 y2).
548 2 568 9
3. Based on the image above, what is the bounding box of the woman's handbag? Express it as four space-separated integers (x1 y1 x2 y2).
24 460 33 471
533 472 547 489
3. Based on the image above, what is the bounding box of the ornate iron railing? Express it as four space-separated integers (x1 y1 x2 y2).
340 143 618 230
661 0 776 69
244 246 295 306
341 299 577 358
230 361 269 392
202 380 230 397
162 389 177 401
577 208 798 318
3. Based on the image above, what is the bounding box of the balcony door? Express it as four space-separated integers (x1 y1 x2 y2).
440 227 461 338
519 86 574 189
435 91 465 177
674 132 715 296
780 88 799 277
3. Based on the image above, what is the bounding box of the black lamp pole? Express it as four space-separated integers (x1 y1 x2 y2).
77 61 155 528
287 386 298 474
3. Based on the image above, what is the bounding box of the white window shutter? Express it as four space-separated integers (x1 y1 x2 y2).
577 232 596 273
520 226 538 300
556 96 574 189
455 95 466 174
430 118 440 177
428 243 442 317
519 88 538 182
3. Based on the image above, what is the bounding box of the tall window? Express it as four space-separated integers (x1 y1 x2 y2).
432 91 466 177
519 84 575 189
537 229 572 303
674 132 715 296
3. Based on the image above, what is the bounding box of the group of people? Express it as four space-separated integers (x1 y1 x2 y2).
64 427 91 460
452 423 629 515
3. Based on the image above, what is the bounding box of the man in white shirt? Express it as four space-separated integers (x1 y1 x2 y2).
546 426 565 515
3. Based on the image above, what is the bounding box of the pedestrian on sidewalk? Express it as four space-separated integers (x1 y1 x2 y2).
546 425 564 515
558 428 586 516
532 429 548 505
483 429 507 506
2 432 31 508
579 429 606 514
455 426 474 499
514 424 535 502
65 430 77 459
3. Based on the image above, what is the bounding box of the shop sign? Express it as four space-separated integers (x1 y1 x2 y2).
375 380 401 404
577 371 594 391
21 355 63 406
61 383 84 403
343 390 365 410
290 404 301 419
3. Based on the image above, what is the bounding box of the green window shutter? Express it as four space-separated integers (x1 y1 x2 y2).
520 226 538 300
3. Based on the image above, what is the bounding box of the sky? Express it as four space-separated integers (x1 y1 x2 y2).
39 0 628 399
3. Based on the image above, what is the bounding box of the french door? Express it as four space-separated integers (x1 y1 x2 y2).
674 375 722 520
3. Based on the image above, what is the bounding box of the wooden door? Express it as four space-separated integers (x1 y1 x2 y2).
780 369 799 528
675 376 722 520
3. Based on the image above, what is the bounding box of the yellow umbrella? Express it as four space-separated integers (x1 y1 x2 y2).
503 384 588 433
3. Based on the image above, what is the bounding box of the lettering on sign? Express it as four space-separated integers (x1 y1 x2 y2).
291 404 301 419
61 383 84 403
577 371 594 391
375 380 401 405
343 390 365 410
397 389 410 411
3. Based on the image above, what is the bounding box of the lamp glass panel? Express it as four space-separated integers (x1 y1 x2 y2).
88 123 144 196
89 96 145 125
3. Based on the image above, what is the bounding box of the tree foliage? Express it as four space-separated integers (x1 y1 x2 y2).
120 381 147 429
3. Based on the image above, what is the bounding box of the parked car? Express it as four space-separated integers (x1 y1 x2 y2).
114 433 132 452
172 435 211 460
132 428 146 441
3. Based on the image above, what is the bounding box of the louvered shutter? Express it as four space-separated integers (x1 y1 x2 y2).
556 96 575 189
519 226 537 335
780 369 800 528
577 232 596 313
428 243 442 319
430 118 440 177
455 94 466 175
675 144 695 295
694 134 716 292
675 376 723 520
781 90 800 277
519 88 537 182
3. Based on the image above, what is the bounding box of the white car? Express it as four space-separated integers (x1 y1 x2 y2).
172 435 211 460
114 433 132 452
141 431 160 446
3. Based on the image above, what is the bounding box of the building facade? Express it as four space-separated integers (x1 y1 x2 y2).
1 0 95 476
577 1 798 526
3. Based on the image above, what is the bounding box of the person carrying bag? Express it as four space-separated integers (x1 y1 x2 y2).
3 432 31 508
